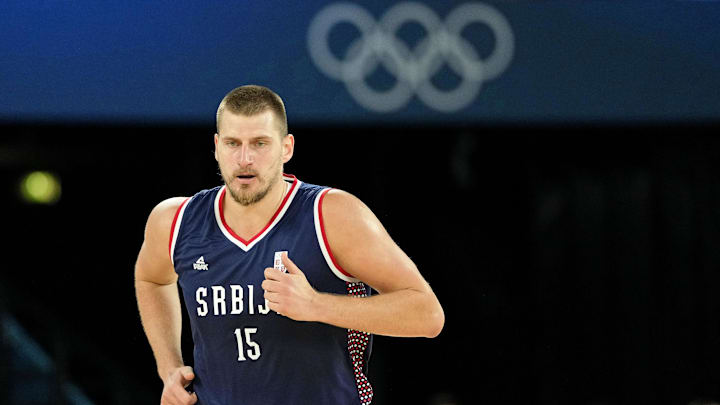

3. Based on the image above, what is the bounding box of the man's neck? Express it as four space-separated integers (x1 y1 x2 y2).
222 178 289 239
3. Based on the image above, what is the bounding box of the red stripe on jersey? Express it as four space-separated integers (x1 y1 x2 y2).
218 177 298 245
318 188 354 279
168 198 190 259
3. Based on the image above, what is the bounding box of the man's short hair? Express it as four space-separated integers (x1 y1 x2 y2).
216 85 288 137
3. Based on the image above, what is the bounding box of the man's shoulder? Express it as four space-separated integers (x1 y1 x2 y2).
321 188 363 209
146 197 189 232
317 188 375 234
147 186 220 226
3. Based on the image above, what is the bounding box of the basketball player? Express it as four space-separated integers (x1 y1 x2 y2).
135 85 444 405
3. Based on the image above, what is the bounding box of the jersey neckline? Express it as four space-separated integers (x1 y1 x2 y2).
214 173 301 252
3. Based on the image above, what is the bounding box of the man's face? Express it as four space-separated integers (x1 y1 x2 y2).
214 110 293 206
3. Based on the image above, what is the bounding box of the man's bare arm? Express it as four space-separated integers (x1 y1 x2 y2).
135 197 198 405
263 190 444 338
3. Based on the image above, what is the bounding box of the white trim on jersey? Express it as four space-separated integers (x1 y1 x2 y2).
314 188 360 283
214 175 301 252
170 199 190 266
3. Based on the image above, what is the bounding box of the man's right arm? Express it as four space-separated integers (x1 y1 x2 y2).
135 197 198 405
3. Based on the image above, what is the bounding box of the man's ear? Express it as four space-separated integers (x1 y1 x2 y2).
282 134 295 164
214 133 219 161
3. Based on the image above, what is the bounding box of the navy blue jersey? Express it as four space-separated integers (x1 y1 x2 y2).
170 174 373 405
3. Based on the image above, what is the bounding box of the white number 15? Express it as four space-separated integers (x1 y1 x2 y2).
234 327 261 361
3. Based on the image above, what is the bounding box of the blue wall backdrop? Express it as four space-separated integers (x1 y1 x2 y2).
1 1 719 125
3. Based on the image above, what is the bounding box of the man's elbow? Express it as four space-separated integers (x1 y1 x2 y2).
424 302 445 338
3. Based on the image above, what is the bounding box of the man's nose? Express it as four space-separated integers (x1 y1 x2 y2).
237 144 254 165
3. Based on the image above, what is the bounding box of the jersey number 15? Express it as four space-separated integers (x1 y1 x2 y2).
234 327 261 361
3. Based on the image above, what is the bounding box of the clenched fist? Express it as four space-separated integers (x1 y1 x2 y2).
262 252 320 321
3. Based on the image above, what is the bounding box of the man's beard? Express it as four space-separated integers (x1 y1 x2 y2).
219 163 281 207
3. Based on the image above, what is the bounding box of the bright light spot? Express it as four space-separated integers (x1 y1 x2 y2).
20 171 61 205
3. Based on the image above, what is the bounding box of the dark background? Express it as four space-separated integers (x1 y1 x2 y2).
2 122 720 405
2 1 720 404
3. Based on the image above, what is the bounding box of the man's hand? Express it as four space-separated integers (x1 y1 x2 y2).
262 253 319 321
161 366 198 405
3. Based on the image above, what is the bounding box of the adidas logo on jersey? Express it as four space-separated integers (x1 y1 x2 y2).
193 256 209 271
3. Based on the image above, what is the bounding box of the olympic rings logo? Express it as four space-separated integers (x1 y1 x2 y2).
307 2 514 113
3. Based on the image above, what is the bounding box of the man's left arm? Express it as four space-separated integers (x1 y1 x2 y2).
262 189 444 338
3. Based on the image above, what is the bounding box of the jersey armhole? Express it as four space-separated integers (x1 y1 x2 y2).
169 197 191 265
314 188 359 283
